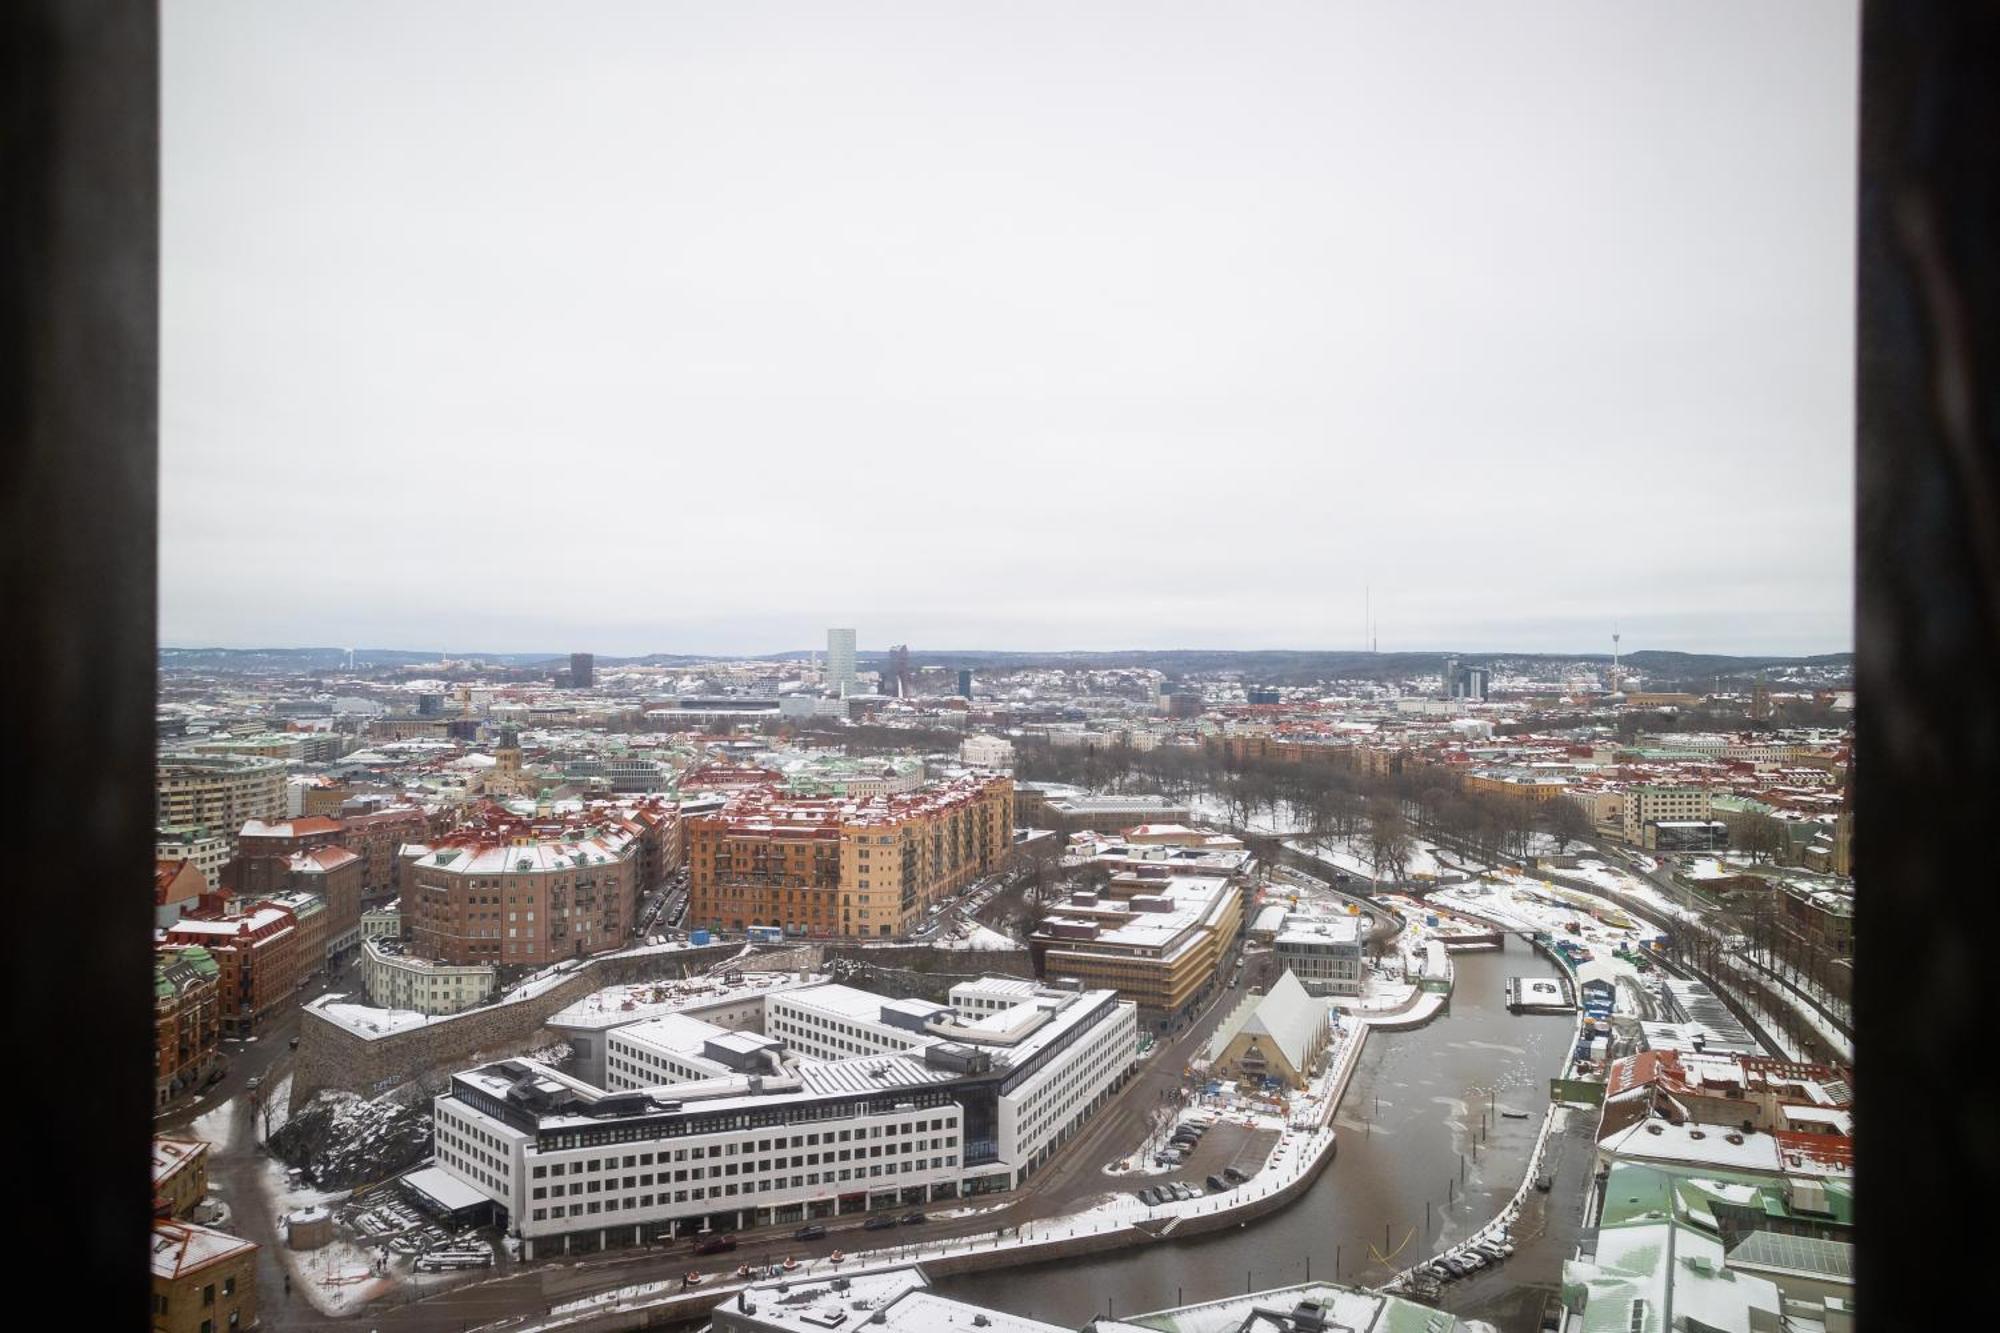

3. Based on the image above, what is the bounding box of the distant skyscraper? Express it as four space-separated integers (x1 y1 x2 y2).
957 669 973 699
570 652 594 689
827 628 857 696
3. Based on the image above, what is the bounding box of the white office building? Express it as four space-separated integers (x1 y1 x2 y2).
432 976 1138 1257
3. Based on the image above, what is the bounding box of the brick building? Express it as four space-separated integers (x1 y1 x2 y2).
155 945 221 1107
287 845 364 958
233 816 346 899
337 805 432 900
687 774 1013 938
164 904 302 1035
406 813 640 967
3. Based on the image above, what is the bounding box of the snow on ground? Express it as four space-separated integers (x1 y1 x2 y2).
934 922 1019 952
1569 860 1700 923
312 998 440 1036
1328 967 1419 1015
1429 876 1655 1008
1188 795 1307 835
191 1093 241 1150
1285 833 1462 885
283 1235 411 1317
930 1200 1012 1220
1735 955 1852 1060
256 1161 377 1316
259 1072 296 1141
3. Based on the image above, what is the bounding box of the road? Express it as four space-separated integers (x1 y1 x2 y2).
158 951 368 1136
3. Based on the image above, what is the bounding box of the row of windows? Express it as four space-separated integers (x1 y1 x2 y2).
530 1140 957 1196
525 1156 956 1223
528 1117 956 1179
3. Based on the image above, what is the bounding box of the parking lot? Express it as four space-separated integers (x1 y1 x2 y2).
1133 1119 1280 1206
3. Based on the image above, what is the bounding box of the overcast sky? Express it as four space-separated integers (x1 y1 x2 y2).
162 1 1858 658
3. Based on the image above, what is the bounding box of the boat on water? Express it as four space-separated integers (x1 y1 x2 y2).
1500 1109 1530 1119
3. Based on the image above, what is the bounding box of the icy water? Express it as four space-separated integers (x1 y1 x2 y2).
937 942 1572 1326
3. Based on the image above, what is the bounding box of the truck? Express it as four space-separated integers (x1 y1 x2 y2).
689 928 712 946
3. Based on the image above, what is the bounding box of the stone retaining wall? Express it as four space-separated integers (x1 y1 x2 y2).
292 940 1043 1110
289 942 743 1109
820 944 1036 1002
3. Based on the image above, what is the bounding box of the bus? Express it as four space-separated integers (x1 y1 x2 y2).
746 924 785 944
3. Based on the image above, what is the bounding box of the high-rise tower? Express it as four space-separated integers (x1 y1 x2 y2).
826 628 857 696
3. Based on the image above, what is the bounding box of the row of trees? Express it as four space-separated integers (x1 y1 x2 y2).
1014 736 1604 871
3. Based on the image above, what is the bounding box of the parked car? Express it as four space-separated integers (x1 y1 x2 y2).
1136 1189 1157 1206
1458 1251 1487 1270
1205 1174 1228 1192
793 1224 827 1241
1174 1183 1196 1201
863 1215 896 1231
1441 1256 1472 1276
1223 1166 1248 1183
900 1212 927 1225
692 1234 737 1256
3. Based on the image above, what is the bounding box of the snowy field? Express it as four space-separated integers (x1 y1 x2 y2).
1285 834 1452 884
933 922 1021 952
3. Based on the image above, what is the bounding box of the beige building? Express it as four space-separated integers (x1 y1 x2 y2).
1031 870 1243 1021
361 937 495 1015
150 1220 257 1333
156 755 287 844
1564 788 1624 838
157 827 233 892
1622 786 1714 842
152 1139 210 1219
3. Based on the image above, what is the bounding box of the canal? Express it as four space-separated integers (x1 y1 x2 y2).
936 941 1574 1327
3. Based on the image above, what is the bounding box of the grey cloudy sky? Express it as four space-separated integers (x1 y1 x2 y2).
162 1 1858 658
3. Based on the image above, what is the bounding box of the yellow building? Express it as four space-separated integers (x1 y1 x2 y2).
1463 771 1570 803
151 1220 257 1333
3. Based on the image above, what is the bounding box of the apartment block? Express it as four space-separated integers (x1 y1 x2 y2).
1622 786 1714 843
686 775 1013 939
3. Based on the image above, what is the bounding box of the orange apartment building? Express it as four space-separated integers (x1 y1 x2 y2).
687 774 1014 938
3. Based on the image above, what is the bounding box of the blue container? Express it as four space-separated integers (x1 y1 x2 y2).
690 928 712 946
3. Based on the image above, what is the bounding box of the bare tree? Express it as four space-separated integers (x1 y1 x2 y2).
1539 798 1595 855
